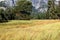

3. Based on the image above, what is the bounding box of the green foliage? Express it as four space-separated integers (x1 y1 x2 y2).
16 0 32 12
31 0 60 19
0 0 32 23
55 1 60 19
14 0 32 20
5 8 16 20
31 12 46 19
46 0 58 19
1 0 60 23
0 9 8 23
37 13 46 19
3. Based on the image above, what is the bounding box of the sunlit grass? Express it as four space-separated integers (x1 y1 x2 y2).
0 20 60 40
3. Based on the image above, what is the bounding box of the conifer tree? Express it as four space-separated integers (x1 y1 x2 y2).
47 0 58 19
57 0 60 18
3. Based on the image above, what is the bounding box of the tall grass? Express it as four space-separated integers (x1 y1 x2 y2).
0 20 60 40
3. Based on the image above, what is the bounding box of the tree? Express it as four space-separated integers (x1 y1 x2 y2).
46 0 58 19
56 0 60 18
5 8 16 20
0 9 8 23
15 0 32 20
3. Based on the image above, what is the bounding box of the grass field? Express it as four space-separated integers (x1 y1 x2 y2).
0 20 60 40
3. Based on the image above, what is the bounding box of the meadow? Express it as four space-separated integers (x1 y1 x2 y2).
0 20 60 40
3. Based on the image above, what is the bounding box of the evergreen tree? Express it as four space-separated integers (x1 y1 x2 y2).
47 0 58 19
56 0 60 18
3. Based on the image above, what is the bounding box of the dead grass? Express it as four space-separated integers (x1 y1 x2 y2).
0 20 60 40
31 20 60 26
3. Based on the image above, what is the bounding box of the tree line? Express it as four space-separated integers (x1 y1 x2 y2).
0 0 32 22
0 0 60 23
32 0 60 19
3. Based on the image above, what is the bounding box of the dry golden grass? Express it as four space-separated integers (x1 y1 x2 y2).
0 20 60 40
31 20 60 26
